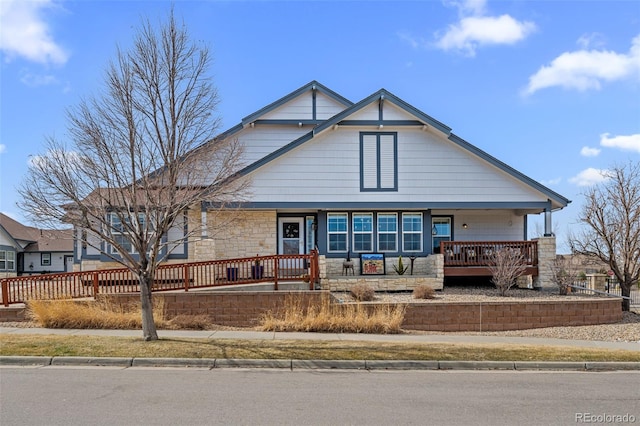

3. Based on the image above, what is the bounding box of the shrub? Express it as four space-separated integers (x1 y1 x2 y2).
488 248 527 296
259 294 406 334
549 255 581 295
413 285 436 300
350 283 375 301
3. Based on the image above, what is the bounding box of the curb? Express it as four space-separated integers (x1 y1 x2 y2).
2 356 640 371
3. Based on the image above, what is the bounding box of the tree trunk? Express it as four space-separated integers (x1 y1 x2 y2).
140 276 158 341
621 282 631 312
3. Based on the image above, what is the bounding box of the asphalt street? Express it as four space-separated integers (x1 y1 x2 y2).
1 368 639 426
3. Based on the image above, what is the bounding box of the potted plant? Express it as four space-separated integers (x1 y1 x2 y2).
252 255 264 279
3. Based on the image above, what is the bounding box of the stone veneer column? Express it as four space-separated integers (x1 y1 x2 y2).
533 236 556 290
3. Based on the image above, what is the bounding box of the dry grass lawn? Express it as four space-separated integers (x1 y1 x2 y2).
1 334 639 362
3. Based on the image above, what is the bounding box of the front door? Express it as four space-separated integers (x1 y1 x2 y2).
278 217 305 255
64 255 74 272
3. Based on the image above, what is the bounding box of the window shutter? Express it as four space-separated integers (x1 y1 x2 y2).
362 135 378 189
379 134 395 189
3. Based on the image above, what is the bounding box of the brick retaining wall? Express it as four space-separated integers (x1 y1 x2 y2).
0 305 25 322
402 298 622 332
100 291 327 328
2 293 622 332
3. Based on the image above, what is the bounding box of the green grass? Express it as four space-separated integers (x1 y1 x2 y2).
1 334 639 362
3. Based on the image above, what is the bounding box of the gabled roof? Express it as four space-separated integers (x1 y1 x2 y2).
214 81 353 142
313 89 451 135
218 82 570 210
0 213 73 253
0 213 36 244
241 80 353 125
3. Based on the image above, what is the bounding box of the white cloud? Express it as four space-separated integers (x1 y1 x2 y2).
435 15 536 57
0 144 5 154
433 0 535 56
0 0 69 65
600 133 640 154
569 168 611 187
580 146 601 157
523 35 640 95
19 71 59 87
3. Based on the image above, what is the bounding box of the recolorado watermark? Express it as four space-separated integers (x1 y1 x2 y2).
576 413 636 423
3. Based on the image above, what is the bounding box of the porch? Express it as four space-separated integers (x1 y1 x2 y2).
441 240 539 277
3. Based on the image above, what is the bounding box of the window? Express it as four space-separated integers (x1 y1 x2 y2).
432 217 451 253
403 213 423 252
0 250 14 270
360 132 397 191
109 212 149 254
352 213 373 252
377 213 397 252
327 213 348 252
41 253 51 266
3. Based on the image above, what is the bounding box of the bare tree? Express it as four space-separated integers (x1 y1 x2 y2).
569 162 639 311
18 10 247 340
488 247 527 296
549 255 581 295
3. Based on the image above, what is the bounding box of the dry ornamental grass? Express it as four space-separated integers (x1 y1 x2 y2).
26 298 213 330
260 294 406 334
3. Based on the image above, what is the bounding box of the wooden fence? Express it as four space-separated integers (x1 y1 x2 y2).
1 251 320 306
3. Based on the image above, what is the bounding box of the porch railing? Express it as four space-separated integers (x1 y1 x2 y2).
440 241 538 267
1 250 320 306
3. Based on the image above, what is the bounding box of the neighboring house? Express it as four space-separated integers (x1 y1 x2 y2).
74 81 570 288
0 213 74 278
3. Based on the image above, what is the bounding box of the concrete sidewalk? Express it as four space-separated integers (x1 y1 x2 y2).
2 326 639 351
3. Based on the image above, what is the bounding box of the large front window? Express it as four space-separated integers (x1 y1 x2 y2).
326 211 425 255
352 213 373 252
327 213 348 252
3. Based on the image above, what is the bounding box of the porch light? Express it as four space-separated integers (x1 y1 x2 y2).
462 223 468 229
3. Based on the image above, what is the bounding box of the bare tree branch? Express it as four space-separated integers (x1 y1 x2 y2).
569 161 640 311
18 9 248 340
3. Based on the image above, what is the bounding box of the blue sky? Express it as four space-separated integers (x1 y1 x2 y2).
1 0 639 252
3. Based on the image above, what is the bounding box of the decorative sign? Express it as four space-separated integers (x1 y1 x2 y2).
360 253 385 275
283 223 299 239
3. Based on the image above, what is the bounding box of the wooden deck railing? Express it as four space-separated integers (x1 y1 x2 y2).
440 241 538 267
1 250 320 306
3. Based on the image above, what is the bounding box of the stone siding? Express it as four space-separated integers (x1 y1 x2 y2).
192 210 277 261
321 254 444 291
323 276 443 292
533 236 556 289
